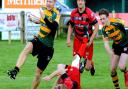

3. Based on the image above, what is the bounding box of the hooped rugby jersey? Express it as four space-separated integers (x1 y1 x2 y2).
69 7 97 40
38 7 60 47
102 18 128 46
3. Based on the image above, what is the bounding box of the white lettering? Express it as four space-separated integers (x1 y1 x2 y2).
24 0 27 5
31 0 34 5
7 0 16 5
28 0 31 5
6 0 46 7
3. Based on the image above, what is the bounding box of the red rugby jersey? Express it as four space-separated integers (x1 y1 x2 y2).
66 65 80 89
70 7 97 39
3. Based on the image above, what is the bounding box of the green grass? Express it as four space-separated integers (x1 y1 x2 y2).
0 38 127 89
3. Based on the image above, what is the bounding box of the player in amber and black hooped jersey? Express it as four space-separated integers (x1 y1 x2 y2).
66 0 99 75
7 0 60 89
102 18 128 46
99 8 128 89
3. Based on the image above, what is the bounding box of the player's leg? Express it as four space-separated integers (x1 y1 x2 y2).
77 37 88 57
110 54 120 89
7 42 33 79
87 43 95 76
16 42 33 68
73 37 88 72
73 37 81 57
79 58 87 73
111 43 124 89
118 53 128 87
78 37 88 73
32 46 54 89
74 37 88 73
72 54 81 69
90 60 95 76
32 56 52 89
80 43 95 75
32 67 43 89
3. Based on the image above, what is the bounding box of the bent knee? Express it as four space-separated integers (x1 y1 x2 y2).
34 74 42 81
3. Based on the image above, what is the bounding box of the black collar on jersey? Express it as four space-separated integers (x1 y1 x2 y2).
77 8 87 16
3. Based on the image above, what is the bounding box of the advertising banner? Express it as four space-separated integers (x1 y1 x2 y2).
0 13 18 31
4 0 46 8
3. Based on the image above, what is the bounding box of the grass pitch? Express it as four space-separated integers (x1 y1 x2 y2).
0 38 127 89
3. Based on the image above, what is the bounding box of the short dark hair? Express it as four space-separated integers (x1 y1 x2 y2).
99 8 109 17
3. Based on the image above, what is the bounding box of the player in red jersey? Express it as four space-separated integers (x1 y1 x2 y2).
66 0 99 75
43 54 81 89
43 37 89 89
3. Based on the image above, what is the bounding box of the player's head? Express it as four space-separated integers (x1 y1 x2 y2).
46 0 56 11
99 8 109 25
77 0 86 9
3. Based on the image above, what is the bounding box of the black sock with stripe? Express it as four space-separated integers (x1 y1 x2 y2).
111 72 120 89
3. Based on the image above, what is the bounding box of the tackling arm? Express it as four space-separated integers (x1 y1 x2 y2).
103 37 114 56
43 64 66 81
43 70 60 81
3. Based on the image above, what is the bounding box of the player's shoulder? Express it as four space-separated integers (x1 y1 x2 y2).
53 7 59 14
85 7 93 13
110 18 124 25
71 8 78 14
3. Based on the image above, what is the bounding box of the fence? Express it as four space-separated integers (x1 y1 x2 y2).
1 12 128 43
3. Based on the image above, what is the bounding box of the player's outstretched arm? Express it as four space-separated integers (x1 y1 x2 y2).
43 70 60 81
28 14 40 24
43 64 66 81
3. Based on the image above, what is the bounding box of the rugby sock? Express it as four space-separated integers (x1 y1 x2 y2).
71 54 80 69
111 72 120 89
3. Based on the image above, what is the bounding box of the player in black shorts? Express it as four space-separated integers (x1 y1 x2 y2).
7 0 60 89
99 8 128 89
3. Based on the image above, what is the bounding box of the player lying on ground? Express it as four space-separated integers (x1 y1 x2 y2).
43 54 81 89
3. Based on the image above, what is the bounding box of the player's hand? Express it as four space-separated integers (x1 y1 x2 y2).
86 42 91 48
28 15 33 21
43 76 51 81
39 8 45 19
66 39 71 47
7 67 19 80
